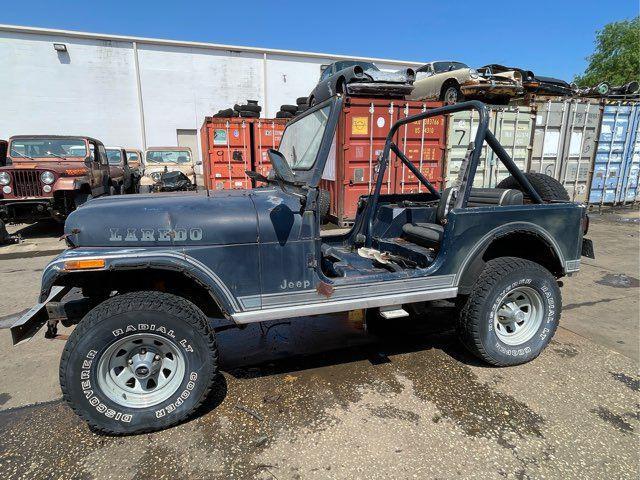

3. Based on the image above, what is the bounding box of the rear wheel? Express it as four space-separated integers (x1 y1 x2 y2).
60 291 218 434
497 172 569 202
457 257 561 366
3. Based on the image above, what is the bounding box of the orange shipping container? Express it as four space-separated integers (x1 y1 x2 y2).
320 97 446 226
200 117 253 190
252 119 287 178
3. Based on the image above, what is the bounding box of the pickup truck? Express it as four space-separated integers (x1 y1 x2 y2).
11 98 593 435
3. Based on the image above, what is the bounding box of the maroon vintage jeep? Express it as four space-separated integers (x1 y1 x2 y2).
0 135 113 224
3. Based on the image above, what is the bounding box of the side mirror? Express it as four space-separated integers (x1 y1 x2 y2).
267 149 295 183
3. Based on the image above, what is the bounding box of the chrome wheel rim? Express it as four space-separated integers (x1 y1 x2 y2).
97 333 185 408
445 87 458 104
494 286 544 346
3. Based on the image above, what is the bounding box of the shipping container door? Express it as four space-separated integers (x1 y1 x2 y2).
253 119 286 179
618 104 640 204
446 110 487 188
487 107 533 187
206 119 253 190
337 99 399 221
394 101 446 194
558 101 601 202
589 104 634 205
530 100 601 202
530 99 567 181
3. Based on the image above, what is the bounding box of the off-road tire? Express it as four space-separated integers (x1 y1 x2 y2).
276 111 293 119
296 97 308 106
280 104 298 114
457 257 561 366
318 188 330 223
497 172 570 202
60 291 218 435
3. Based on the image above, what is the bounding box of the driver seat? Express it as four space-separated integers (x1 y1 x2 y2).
402 187 523 249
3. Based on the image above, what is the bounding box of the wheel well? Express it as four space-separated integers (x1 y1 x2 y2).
440 79 459 96
458 231 564 294
57 268 225 318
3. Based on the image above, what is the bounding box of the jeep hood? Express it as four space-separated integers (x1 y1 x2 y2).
64 190 258 247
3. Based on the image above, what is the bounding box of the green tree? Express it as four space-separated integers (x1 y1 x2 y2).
575 17 640 87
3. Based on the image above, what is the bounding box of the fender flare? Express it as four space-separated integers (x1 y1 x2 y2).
455 222 566 292
39 251 240 315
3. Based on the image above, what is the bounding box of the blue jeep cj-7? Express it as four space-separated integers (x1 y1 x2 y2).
12 98 594 434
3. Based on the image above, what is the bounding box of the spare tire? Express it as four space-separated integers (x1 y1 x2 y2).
318 189 330 223
276 111 294 119
296 97 308 106
496 172 570 202
280 104 298 114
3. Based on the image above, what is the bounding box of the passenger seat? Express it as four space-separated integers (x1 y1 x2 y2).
402 187 523 249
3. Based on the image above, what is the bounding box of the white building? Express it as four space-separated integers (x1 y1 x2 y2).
0 24 420 162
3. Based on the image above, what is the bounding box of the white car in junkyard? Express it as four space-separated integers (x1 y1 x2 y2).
408 61 524 104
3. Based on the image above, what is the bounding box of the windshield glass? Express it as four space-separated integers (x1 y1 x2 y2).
10 138 87 159
333 61 378 72
433 61 468 73
278 105 331 170
106 149 123 165
126 151 140 162
145 150 192 164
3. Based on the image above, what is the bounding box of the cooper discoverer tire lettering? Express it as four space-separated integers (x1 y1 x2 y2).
457 257 561 366
59 291 218 435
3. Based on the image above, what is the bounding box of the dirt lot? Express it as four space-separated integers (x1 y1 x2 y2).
0 209 638 480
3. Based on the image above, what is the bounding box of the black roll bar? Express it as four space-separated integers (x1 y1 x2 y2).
361 100 543 247
389 143 440 198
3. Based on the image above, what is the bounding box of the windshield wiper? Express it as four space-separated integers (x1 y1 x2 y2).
10 150 35 161
46 151 68 161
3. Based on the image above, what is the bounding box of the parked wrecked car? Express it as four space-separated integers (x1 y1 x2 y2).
106 147 138 194
408 61 523 104
0 135 112 224
12 98 594 434
308 61 415 106
139 147 199 193
479 64 574 97
125 148 144 174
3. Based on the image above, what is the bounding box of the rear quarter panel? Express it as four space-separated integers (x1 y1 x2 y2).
431 203 584 281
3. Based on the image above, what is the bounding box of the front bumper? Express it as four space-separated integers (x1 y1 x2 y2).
0 198 57 222
347 82 414 98
461 82 523 98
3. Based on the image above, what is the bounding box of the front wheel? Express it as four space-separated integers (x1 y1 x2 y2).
441 84 463 104
457 257 561 366
60 291 218 434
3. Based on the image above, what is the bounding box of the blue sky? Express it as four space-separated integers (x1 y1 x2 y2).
2 1 637 81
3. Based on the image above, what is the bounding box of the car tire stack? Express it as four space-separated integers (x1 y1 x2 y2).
295 97 309 115
234 100 262 118
276 104 298 119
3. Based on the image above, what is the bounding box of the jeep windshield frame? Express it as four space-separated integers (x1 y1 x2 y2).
357 100 545 248
274 96 342 187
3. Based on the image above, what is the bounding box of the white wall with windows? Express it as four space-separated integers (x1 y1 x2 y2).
0 25 419 162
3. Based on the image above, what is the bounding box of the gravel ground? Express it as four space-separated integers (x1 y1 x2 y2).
0 208 637 479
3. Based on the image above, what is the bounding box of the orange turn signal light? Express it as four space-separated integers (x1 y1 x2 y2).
64 168 89 176
63 259 106 270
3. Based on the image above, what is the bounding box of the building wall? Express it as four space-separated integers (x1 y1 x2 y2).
0 27 417 162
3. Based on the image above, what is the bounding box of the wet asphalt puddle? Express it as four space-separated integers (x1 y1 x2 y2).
0 307 638 479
